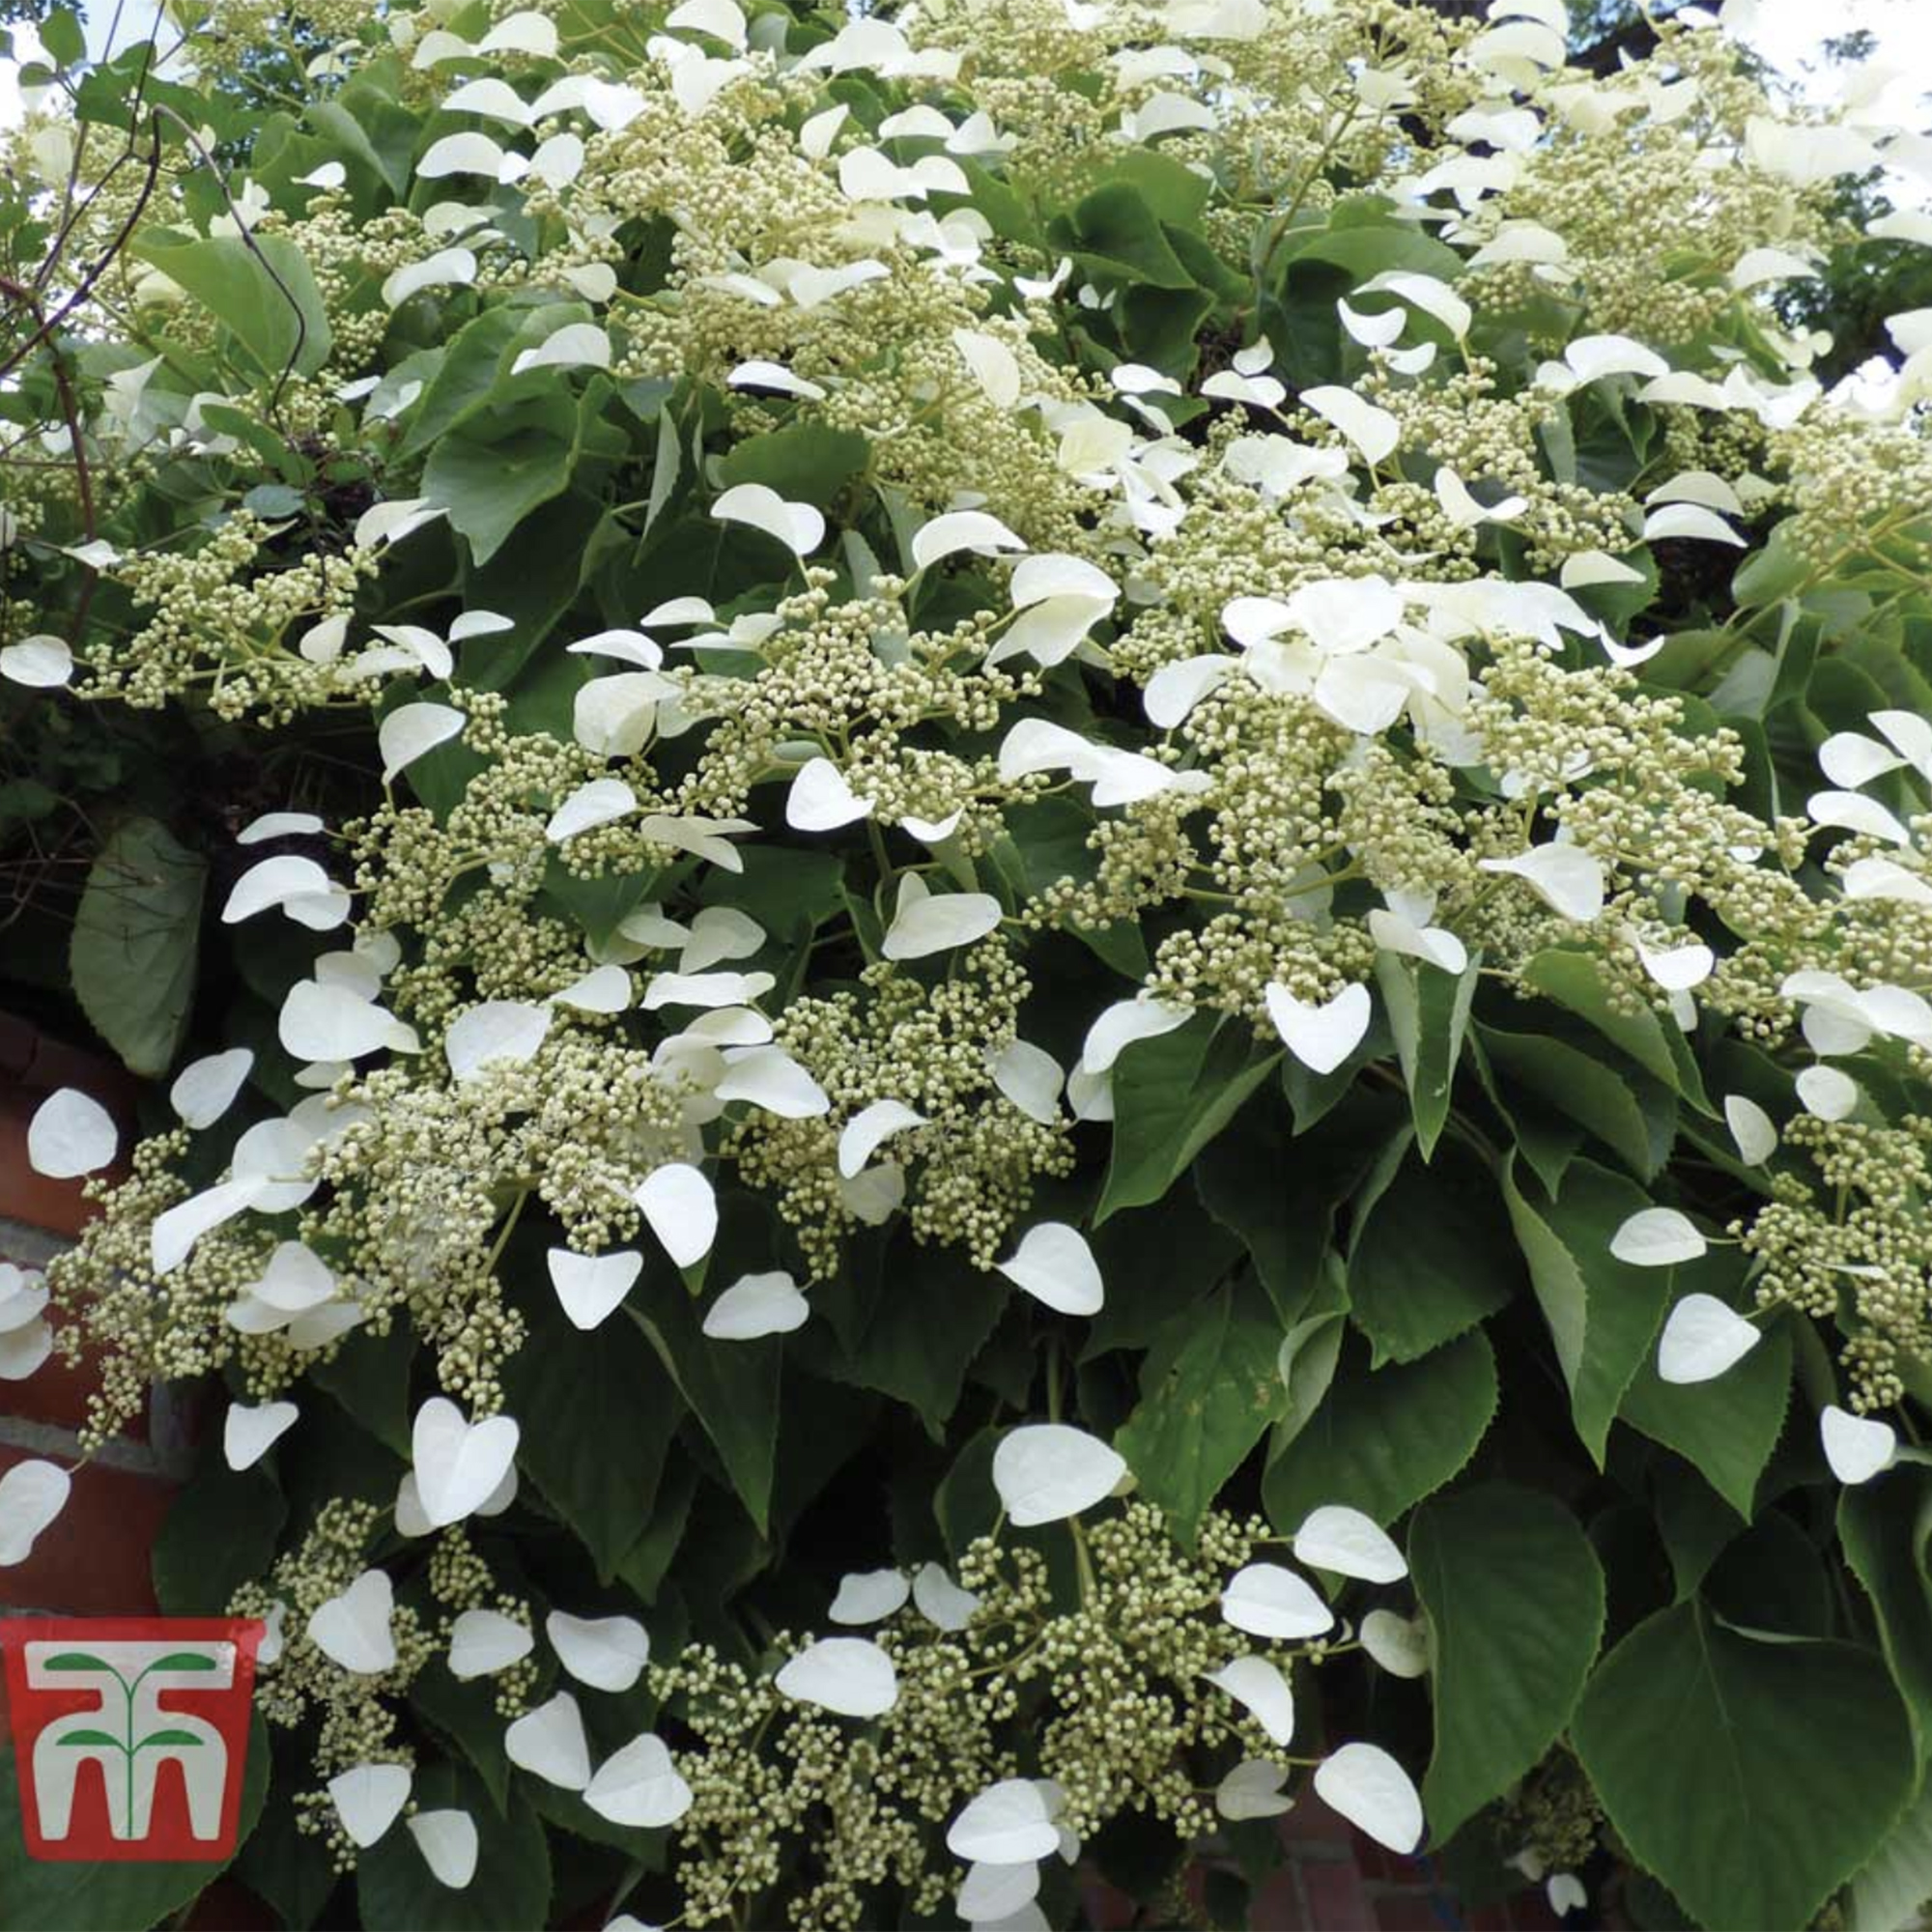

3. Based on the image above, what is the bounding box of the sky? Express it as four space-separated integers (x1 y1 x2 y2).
0 0 1925 136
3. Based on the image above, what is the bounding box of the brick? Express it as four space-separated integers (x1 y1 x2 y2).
1372 1898 1447 1932
1505 1891 1563 1931
1301 1861 1374 1930
1283 1790 1361 1851
1248 1866 1308 1929
0 1447 173 1614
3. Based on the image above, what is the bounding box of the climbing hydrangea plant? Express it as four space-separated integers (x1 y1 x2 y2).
3 0 1932 1925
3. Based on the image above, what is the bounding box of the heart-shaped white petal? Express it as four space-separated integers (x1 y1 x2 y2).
713 1046 830 1118
412 1398 521 1529
408 1808 478 1889
1216 1758 1293 1821
1301 385 1400 465
1360 1608 1430 1678
1293 1505 1407 1583
27 1088 117 1179
546 778 638 843
583 1733 694 1827
224 1401 298 1470
547 1248 642 1331
702 1270 809 1339
829 1569 909 1625
992 1424 1126 1526
1 635 72 687
786 757 875 832
552 964 632 1014
881 879 1003 960
1314 1742 1424 1853
838 1100 926 1179
912 1562 980 1632
988 1040 1065 1122
1265 983 1371 1076
635 1162 717 1266
995 1223 1103 1317
712 482 823 557
1477 847 1605 923
958 1859 1040 1923
1220 1562 1334 1640
1080 998 1192 1075
307 1570 397 1674
0 1459 71 1564
170 1049 254 1129
548 1610 650 1692
1657 1294 1762 1384
328 1763 412 1848
1723 1094 1777 1166
910 509 1026 571
1609 1208 1707 1267
946 1777 1059 1863
448 1607 534 1679
380 703 466 781
505 1690 592 1789
1797 1065 1860 1121
775 1636 898 1717
445 1001 551 1083
1821 1405 1896 1486
1206 1656 1296 1747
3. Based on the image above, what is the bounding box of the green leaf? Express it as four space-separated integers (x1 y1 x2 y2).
41 7 84 66
1841 1463 1932 1750
136 1730 207 1748
1374 951 1480 1161
130 232 332 382
358 1763 550 1932
1500 1155 1676 1463
1409 1482 1605 1844
1116 1278 1287 1543
1049 183 1196 288
423 397 578 568
501 1280 682 1580
1573 1603 1915 1932
146 1652 221 1672
40 1652 115 1671
395 306 527 459
69 815 206 1078
1347 1144 1520 1365
1263 1329 1496 1533
312 1321 414 1458
0 1713 270 1932
1851 1778 1932 1932
718 421 869 508
1097 1014 1280 1225
1522 951 1709 1110
54 1729 126 1749
1618 1269 1791 1520
154 1453 286 1616
1477 1023 1662 1179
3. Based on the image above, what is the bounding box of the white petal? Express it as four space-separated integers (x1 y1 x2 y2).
912 1561 980 1632
0 634 72 687
635 1162 717 1266
548 1610 650 1692
775 1636 898 1717
1220 1562 1333 1640
829 1568 910 1625
958 1860 1040 1923
505 1691 592 1789
714 1046 830 1118
911 510 1027 571
224 1401 298 1470
1314 1743 1424 1853
1609 1208 1707 1267
988 1040 1064 1123
1477 846 1605 923
446 1001 552 1083
1293 1505 1406 1583
947 1778 1058 1863
171 1049 254 1128
1797 1065 1860 1121
279 980 415 1063
712 482 823 557
838 1100 926 1178
992 1424 1126 1526
380 702 466 781
1079 998 1190 1075
1216 1759 1293 1822
152 1178 265 1276
1206 1656 1296 1747
1809 789 1911 846
0 1459 70 1564
412 1397 521 1529
547 778 639 842
1300 385 1400 465
994 1222 1103 1317
307 1569 397 1674
677 905 766 974
583 1733 693 1828
547 1248 642 1331
448 1607 534 1679
1265 982 1371 1076
786 757 873 832
1822 1405 1897 1486
1634 933 1714 992
1360 1608 1430 1678
27 1088 117 1179
701 1270 809 1340
328 1763 412 1848
642 970 776 1010
408 1809 479 1889
1658 1294 1762 1384
552 964 632 1014
1723 1094 1777 1166
952 328 1021 409
881 883 1003 960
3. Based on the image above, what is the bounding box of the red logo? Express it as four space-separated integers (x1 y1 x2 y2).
1 1618 262 1861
